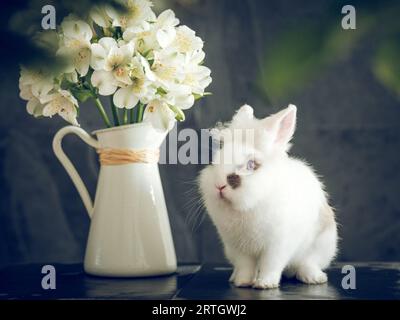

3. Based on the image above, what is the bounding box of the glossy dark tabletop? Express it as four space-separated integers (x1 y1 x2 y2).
0 263 399 300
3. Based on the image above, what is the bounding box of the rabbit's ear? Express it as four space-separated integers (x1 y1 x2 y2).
233 104 254 121
264 104 297 147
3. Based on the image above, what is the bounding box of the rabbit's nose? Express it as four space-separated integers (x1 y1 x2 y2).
227 173 241 189
216 185 227 191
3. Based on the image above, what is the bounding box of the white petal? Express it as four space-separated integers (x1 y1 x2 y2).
65 71 79 83
59 104 79 126
189 50 206 65
91 71 118 96
98 37 118 52
113 67 133 85
61 17 92 41
90 43 107 70
140 55 156 81
166 84 195 110
19 82 33 101
39 92 57 104
113 87 139 109
59 89 79 107
26 98 44 117
105 47 125 71
175 94 195 110
120 41 135 59
31 81 53 99
105 6 119 22
75 53 91 76
157 27 176 48
42 101 59 117
144 101 176 132
157 9 179 27
90 6 110 28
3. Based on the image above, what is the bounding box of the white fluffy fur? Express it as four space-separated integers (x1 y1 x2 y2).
199 104 338 289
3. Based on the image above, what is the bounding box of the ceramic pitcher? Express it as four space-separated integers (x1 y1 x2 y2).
52 123 177 277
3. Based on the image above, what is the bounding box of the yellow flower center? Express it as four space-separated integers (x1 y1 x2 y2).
184 74 196 86
154 63 176 81
115 67 125 77
131 78 145 94
67 39 83 49
139 31 151 38
119 16 129 29
129 66 141 79
176 33 192 52
107 53 124 71
74 48 90 65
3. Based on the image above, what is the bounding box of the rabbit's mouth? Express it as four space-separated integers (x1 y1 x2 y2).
219 193 232 205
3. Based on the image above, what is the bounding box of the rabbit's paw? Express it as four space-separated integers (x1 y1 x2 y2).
296 269 328 285
233 270 254 288
253 273 280 289
233 276 254 288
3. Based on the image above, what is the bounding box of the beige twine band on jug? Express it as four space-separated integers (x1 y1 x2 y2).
97 148 160 166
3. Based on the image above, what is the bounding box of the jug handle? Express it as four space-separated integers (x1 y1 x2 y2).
52 126 99 219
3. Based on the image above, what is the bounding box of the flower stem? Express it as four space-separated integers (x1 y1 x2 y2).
137 103 145 123
109 96 120 126
129 108 135 124
123 109 129 124
94 98 112 128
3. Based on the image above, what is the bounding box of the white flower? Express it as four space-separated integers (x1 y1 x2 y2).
91 70 120 96
113 55 156 109
19 67 55 117
105 0 156 30
162 83 195 110
155 10 180 48
18 3 212 129
143 100 176 132
57 15 93 76
19 67 54 100
123 21 154 54
26 97 46 117
183 50 212 95
150 49 185 89
90 5 112 28
64 70 79 84
123 9 179 54
167 25 203 54
41 89 80 126
90 38 135 95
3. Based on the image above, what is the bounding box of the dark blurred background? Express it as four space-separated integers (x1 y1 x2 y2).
0 0 399 267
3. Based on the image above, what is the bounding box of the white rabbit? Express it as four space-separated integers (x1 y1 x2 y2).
199 104 338 289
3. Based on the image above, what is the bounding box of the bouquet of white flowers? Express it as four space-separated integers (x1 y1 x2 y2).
19 0 212 131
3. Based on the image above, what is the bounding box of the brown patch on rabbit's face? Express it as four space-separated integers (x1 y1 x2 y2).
227 173 241 189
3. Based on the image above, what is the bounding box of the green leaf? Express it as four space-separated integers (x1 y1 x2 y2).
70 87 96 103
193 92 212 100
156 87 168 96
142 49 152 58
168 105 185 122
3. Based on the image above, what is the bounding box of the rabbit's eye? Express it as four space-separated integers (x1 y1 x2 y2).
246 159 260 171
247 160 255 171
